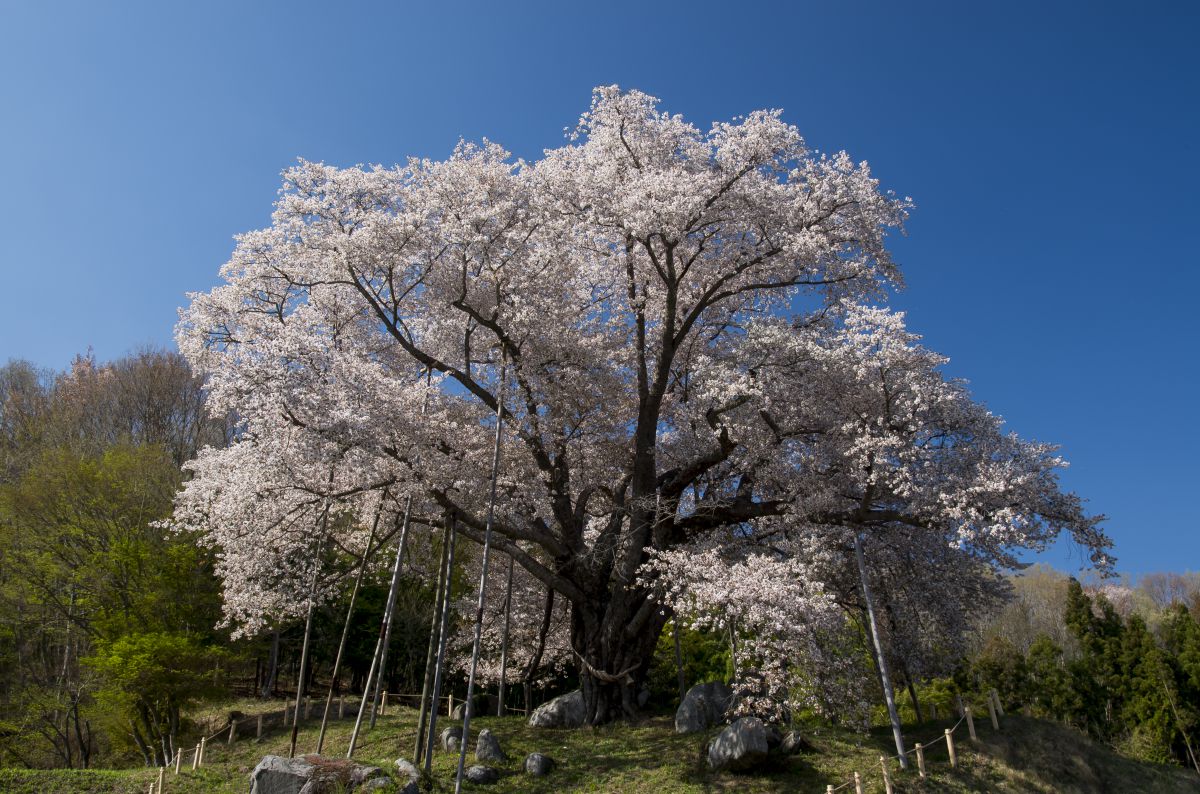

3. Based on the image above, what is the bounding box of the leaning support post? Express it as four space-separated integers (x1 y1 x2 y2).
317 494 385 754
945 728 957 767
157 766 165 792
992 688 1005 717
966 705 977 741
454 361 507 794
174 749 182 774
855 532 908 768
198 736 206 767
413 518 453 764
880 755 894 794
987 693 1000 730
424 513 458 775
854 771 863 794
191 744 199 771
915 741 926 778
496 554 515 716
290 498 334 759
228 719 237 745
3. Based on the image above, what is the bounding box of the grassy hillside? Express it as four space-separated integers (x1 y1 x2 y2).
0 699 1196 793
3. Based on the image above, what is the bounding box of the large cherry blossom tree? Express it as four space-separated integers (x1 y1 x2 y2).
174 86 1108 724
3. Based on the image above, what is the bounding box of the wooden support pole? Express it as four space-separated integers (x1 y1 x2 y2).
880 755 894 794
966 705 977 741
381 691 387 716
915 742 926 778
854 771 864 794
198 736 206 767
826 785 834 794
339 696 345 719
175 750 182 774
987 695 1000 730
447 693 453 717
946 728 957 767
992 688 1005 717
228 719 237 745
157 766 165 792
257 713 264 738
191 744 199 771
149 783 155 794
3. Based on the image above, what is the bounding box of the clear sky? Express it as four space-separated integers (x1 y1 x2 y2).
1 1 1196 576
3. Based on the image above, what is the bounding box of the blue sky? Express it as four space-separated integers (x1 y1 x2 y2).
1 1 1196 576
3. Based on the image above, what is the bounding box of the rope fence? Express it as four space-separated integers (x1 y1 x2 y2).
820 689 1004 794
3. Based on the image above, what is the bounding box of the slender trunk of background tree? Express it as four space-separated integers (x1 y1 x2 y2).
523 586 554 713
455 363 507 794
673 616 686 702
497 555 514 716
424 513 457 777
905 677 924 722
855 532 908 768
261 629 280 699
413 519 452 765
348 495 416 758
316 495 384 753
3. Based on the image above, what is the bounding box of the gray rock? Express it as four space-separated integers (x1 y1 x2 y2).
393 757 419 781
707 717 769 772
778 730 810 755
451 693 499 720
440 725 464 752
524 752 555 776
249 754 390 794
675 681 733 734
250 755 314 794
475 728 507 762
528 689 587 729
464 764 499 784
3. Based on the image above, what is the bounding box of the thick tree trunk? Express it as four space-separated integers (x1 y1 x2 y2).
571 587 667 724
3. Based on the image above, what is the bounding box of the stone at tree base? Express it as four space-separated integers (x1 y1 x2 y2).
528 689 587 728
475 728 507 762
707 717 770 771
440 725 464 751
778 730 811 755
675 681 733 734
465 764 500 784
451 693 499 720
392 758 420 793
524 752 555 776
249 754 391 794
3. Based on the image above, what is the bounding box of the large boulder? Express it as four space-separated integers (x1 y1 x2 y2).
249 754 390 794
524 752 555 776
528 689 587 728
475 728 507 762
675 681 733 734
707 717 770 772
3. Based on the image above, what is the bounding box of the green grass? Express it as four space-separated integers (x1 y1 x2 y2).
1 701 1196 793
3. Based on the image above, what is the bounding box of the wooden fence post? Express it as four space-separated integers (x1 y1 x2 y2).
447 692 453 717
191 744 199 770
880 755 894 794
987 695 1000 730
854 770 864 794
915 742 926 778
966 705 977 741
992 689 1005 717
826 785 834 793
228 719 237 744
946 728 957 767
339 696 345 719
257 713 264 738
175 749 182 774
157 766 165 792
